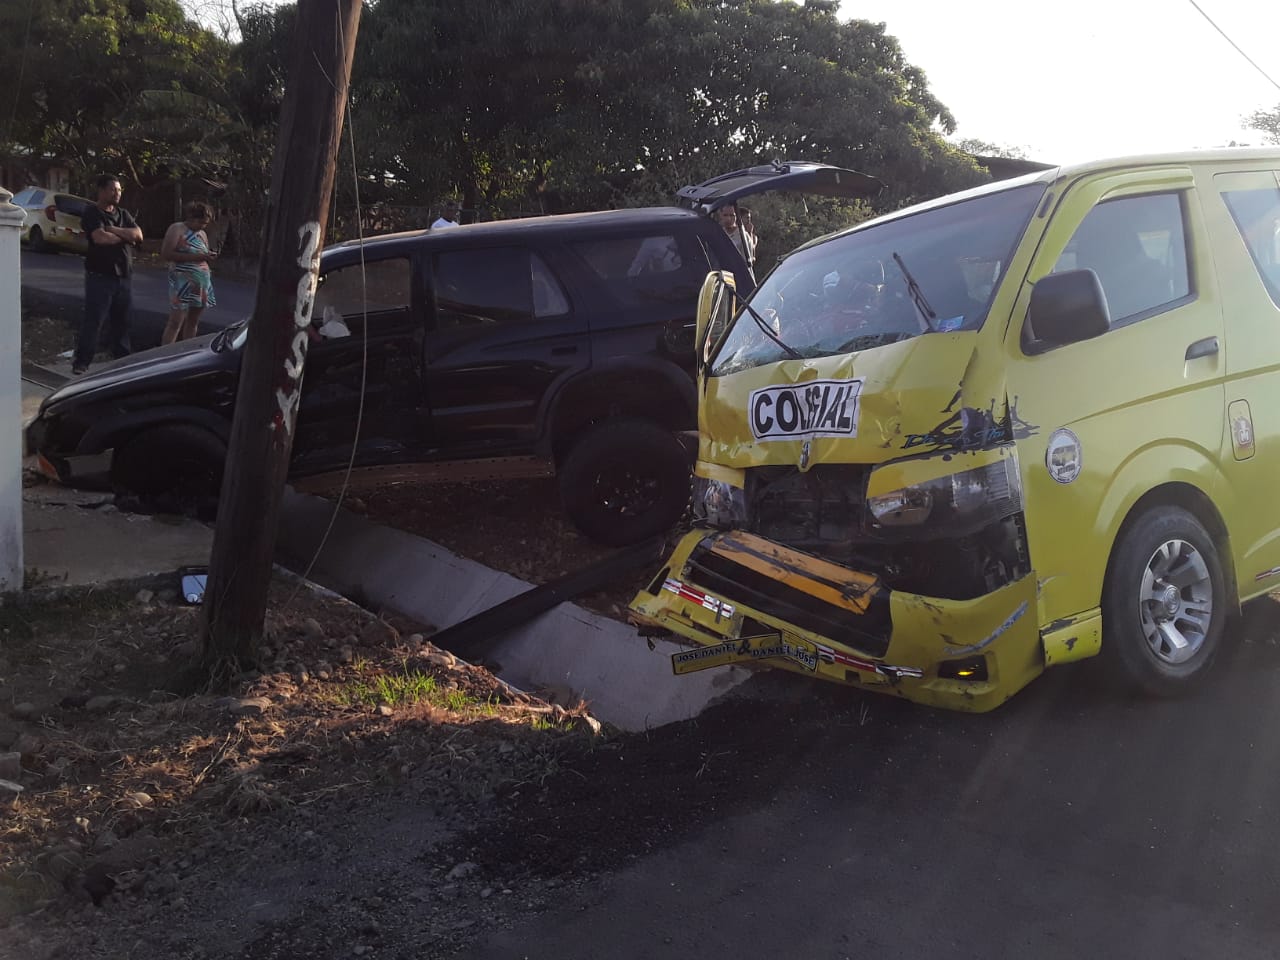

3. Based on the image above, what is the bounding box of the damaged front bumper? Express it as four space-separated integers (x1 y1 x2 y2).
630 529 1044 713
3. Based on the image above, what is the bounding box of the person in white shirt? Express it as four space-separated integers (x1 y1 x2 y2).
431 199 461 229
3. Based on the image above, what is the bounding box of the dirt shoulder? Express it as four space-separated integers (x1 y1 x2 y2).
0 577 610 959
0 564 861 960
20 295 78 367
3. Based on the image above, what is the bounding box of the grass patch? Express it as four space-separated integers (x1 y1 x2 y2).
0 584 134 644
336 668 484 712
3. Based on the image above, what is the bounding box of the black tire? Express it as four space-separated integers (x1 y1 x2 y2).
558 418 692 547
1102 505 1226 697
111 424 227 517
27 225 49 253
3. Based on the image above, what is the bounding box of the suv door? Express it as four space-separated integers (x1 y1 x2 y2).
292 251 428 471
564 224 714 370
424 245 587 454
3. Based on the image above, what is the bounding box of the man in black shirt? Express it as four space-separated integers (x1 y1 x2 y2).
75 175 143 374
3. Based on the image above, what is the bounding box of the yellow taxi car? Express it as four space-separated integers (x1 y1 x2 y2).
11 186 92 254
631 148 1280 712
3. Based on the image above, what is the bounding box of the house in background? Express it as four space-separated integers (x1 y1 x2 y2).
0 156 73 194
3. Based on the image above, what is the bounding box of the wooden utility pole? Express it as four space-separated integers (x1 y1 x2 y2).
200 0 362 680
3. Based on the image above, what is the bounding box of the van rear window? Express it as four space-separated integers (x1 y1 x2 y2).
1221 186 1280 309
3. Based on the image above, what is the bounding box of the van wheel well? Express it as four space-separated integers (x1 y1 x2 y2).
1109 482 1237 612
549 375 692 463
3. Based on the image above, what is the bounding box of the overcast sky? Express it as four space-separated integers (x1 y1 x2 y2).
839 0 1280 164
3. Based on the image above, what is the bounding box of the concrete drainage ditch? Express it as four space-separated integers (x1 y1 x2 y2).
275 490 751 731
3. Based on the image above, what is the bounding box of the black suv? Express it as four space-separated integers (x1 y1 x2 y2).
27 163 880 545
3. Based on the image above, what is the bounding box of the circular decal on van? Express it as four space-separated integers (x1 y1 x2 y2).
1045 428 1082 484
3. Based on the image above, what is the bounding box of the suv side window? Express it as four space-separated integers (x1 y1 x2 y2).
1053 193 1191 324
571 233 702 304
434 247 533 327
313 256 413 336
13 188 40 206
532 253 570 317
1220 183 1280 308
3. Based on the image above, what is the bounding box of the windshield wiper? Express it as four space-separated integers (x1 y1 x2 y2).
741 299 801 360
892 252 937 333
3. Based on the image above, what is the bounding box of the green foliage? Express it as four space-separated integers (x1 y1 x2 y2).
337 667 481 711
354 0 988 215
3 0 992 251
0 0 232 183
952 137 1030 160
1247 105 1280 145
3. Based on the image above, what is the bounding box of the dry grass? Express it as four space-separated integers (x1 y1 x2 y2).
0 578 605 918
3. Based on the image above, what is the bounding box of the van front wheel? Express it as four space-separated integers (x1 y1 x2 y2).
1102 506 1226 696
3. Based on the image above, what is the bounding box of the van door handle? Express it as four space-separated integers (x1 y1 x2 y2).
551 345 578 356
1185 337 1219 361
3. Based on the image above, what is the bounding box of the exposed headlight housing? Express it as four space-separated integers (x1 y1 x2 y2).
691 476 747 529
867 457 1021 534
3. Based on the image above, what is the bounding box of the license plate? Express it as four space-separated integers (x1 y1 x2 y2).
671 632 819 675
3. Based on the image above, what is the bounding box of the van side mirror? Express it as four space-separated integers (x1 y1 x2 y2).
695 270 737 370
1027 269 1110 347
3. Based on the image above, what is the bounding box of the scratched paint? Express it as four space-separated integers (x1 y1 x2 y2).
273 220 323 437
943 600 1029 657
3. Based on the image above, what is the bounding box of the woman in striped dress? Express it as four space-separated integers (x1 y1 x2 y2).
161 201 218 344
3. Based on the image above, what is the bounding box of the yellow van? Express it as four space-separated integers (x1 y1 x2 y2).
630 148 1280 712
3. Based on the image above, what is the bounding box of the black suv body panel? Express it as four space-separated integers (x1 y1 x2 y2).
27 163 875 542
30 207 742 477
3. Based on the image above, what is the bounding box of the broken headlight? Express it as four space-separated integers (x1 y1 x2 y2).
867 457 1021 533
691 476 747 529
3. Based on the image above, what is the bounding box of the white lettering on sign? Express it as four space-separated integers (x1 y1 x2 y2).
748 379 863 442
274 220 323 435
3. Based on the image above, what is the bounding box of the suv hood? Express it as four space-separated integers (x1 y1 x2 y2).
41 335 224 411
699 331 1035 468
678 161 883 212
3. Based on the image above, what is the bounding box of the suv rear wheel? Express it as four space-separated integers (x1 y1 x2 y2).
558 418 692 547
111 424 227 517
27 225 48 252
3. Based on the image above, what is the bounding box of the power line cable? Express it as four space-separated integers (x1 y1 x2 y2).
1187 0 1280 94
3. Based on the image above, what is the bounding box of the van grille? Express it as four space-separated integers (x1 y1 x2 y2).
746 464 870 562
686 535 892 658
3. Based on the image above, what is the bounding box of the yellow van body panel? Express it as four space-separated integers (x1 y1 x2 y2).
631 530 1042 713
634 149 1280 711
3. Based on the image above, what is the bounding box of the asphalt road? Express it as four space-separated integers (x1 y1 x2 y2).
19 248 255 351
470 595 1280 959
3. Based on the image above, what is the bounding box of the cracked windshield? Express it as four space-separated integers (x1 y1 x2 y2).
711 183 1046 375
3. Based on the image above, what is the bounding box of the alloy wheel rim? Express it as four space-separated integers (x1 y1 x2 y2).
1138 538 1213 665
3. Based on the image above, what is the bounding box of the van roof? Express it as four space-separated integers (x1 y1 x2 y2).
806 146 1280 250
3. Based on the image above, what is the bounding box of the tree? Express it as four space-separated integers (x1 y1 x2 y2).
953 138 1030 160
355 0 987 217
0 0 231 185
1246 105 1280 144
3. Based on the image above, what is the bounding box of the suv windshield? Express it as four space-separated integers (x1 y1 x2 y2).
710 183 1046 376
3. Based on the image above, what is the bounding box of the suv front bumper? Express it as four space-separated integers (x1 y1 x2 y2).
629 529 1044 713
